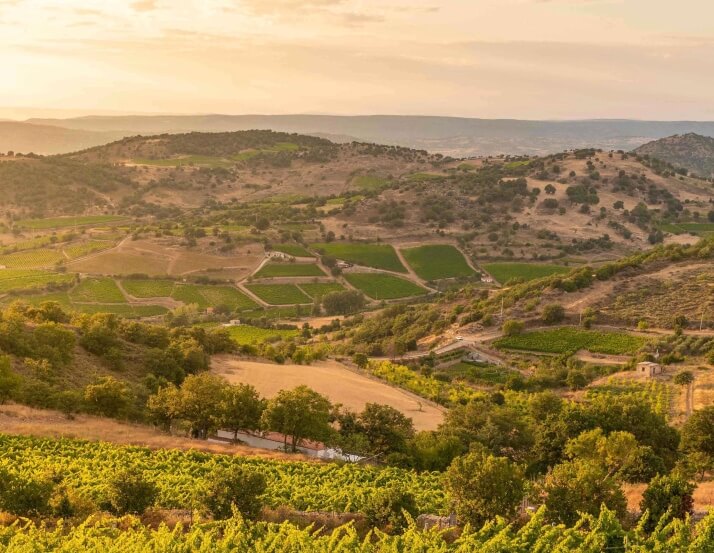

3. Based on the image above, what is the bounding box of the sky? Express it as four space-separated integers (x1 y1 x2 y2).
2 0 713 120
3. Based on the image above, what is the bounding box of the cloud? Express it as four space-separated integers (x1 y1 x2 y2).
240 0 345 14
339 12 384 26
131 0 158 12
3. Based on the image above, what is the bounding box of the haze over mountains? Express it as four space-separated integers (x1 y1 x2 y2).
3 114 714 157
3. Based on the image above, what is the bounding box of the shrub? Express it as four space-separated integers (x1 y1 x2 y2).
541 304 565 324
106 468 158 515
0 468 54 517
502 319 525 336
363 485 418 532
200 466 267 520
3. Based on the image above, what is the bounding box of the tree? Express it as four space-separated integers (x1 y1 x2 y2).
502 319 525 336
364 485 418 532
445 449 525 526
175 373 228 439
0 355 21 404
409 431 463 472
640 474 694 531
442 400 534 462
674 371 694 387
261 386 332 452
106 468 158 515
681 406 714 458
220 384 265 441
544 184 556 195
537 459 627 525
83 376 132 418
563 428 659 482
355 403 415 456
541 304 565 324
147 385 182 431
322 290 366 315
200 465 266 520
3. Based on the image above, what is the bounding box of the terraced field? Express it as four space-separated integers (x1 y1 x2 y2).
0 269 74 294
172 284 258 310
15 215 127 230
226 324 299 345
271 244 314 257
344 273 429 300
352 175 390 191
298 282 346 299
494 327 649 355
0 236 53 254
402 244 474 280
245 283 312 305
70 277 126 303
254 263 325 278
661 222 714 237
587 377 674 419
0 248 64 268
121 279 175 298
3 290 167 318
310 243 406 273
483 262 571 284
62 240 114 260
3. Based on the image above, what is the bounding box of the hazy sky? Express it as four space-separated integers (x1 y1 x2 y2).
2 0 713 120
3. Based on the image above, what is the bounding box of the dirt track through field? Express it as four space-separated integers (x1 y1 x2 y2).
212 355 444 431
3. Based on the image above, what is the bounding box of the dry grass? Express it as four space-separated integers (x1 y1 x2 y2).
212 355 444 431
624 481 714 513
693 366 714 411
66 237 264 277
0 403 309 462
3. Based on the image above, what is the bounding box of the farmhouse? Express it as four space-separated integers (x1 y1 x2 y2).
392 340 503 368
214 429 363 462
266 251 294 261
637 361 663 377
432 341 503 367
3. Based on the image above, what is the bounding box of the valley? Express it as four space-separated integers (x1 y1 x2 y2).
1 129 713 549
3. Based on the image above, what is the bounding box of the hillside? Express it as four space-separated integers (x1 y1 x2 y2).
22 114 714 156
635 133 714 178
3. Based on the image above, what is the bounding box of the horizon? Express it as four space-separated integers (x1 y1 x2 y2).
4 109 714 124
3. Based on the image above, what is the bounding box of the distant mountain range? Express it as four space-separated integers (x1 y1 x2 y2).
3 114 714 156
635 133 714 178
0 121 124 155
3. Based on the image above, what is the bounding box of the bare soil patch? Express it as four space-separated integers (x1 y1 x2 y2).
212 355 444 431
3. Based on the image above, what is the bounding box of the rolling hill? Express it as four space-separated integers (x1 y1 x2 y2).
635 133 714 178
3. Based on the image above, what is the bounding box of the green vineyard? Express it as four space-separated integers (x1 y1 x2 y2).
0 435 445 514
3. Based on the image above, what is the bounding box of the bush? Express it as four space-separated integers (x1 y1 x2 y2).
200 466 267 520
541 304 565 324
363 485 418 532
0 468 54 517
106 468 158 515
502 319 525 336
